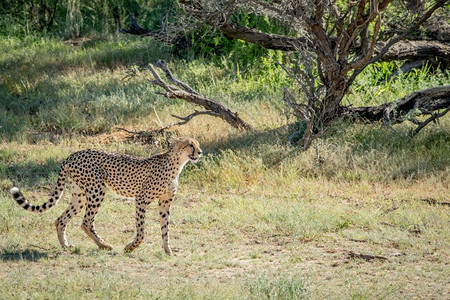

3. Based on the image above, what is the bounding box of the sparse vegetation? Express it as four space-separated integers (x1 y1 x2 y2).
1 32 449 299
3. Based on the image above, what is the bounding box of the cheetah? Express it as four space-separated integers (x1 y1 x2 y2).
10 137 202 254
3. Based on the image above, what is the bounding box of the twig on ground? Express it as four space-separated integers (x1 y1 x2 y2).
420 198 450 207
381 206 400 215
116 127 174 145
346 251 389 261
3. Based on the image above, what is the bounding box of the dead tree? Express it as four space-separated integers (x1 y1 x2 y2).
122 1 449 149
134 61 252 131
234 0 447 148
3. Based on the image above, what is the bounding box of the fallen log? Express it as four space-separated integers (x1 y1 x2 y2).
376 40 450 67
339 85 450 133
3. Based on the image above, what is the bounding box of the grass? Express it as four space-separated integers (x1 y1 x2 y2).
0 34 449 299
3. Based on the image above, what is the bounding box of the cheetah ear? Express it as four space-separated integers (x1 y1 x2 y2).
166 136 173 149
166 135 181 149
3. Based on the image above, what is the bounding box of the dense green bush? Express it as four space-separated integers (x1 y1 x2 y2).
0 0 285 67
0 0 173 37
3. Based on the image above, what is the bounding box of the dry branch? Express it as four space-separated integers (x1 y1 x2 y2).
219 23 309 51
412 106 450 136
148 61 252 131
116 127 174 144
347 251 389 261
420 198 450 207
154 61 199 95
116 112 216 144
339 85 450 130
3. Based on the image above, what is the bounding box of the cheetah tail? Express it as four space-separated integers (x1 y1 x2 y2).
10 163 67 213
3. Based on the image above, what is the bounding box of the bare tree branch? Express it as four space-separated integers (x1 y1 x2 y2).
360 0 448 70
116 126 173 145
171 110 221 125
347 2 382 71
219 22 310 51
377 40 450 65
147 62 252 131
412 106 450 136
154 60 199 95
116 110 222 144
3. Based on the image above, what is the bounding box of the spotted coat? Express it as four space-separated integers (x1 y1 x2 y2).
10 137 202 254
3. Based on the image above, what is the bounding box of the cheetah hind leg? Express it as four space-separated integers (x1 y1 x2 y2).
55 180 86 248
80 180 113 250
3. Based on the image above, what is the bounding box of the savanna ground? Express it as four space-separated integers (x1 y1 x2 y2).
0 35 449 299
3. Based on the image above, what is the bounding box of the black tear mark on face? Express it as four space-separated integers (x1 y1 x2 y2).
187 143 198 161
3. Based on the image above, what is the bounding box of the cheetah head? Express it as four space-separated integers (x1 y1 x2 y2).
170 137 202 163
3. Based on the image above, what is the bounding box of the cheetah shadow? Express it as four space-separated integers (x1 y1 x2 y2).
0 248 56 262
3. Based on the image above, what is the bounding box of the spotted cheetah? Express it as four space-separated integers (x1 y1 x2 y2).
10 137 202 254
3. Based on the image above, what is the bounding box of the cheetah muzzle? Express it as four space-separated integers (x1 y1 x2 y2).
10 137 202 255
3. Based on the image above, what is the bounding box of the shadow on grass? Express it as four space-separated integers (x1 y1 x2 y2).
2 158 63 189
0 78 163 140
0 36 172 75
0 36 175 140
0 248 54 262
204 125 290 153
203 124 305 164
202 120 450 180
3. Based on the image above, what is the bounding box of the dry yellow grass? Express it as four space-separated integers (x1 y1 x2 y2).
1 35 449 299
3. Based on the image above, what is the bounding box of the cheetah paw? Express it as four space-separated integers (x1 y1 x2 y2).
99 243 114 251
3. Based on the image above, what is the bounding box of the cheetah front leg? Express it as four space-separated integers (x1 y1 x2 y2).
158 192 175 255
124 196 153 253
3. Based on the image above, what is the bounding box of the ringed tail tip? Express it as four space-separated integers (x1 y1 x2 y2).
10 187 20 197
